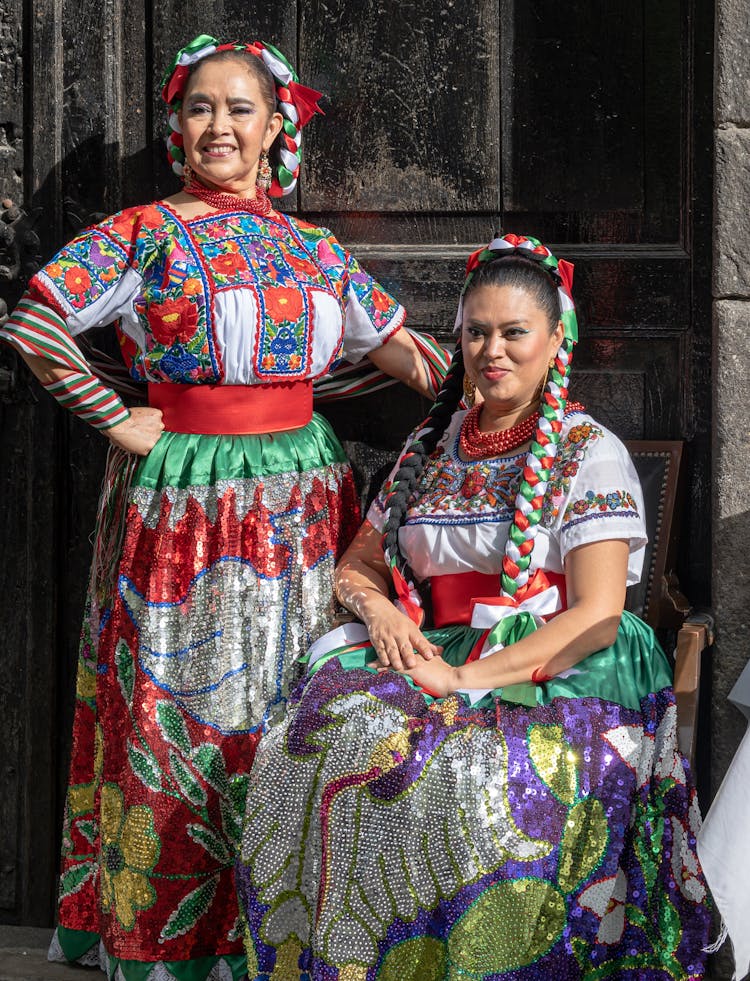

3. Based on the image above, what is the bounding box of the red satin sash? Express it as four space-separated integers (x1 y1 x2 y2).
430 570 568 627
148 381 313 435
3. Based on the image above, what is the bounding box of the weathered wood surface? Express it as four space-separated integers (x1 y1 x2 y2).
0 0 712 926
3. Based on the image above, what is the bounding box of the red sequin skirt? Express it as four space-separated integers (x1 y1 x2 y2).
53 415 360 976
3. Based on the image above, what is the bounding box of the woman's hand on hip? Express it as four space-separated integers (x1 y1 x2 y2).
105 407 165 456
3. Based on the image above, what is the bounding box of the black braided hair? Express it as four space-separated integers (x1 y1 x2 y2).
381 344 466 600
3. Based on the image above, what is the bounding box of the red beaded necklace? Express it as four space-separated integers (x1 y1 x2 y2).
184 178 273 216
459 402 586 460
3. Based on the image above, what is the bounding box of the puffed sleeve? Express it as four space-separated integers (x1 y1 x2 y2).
0 205 161 429
338 249 406 362
24 205 159 338
545 416 647 585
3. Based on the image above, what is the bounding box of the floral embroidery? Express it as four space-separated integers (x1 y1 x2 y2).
148 296 199 345
64 267 91 294
210 251 249 278
543 419 604 524
286 252 322 280
563 489 639 525
99 783 160 931
265 285 304 322
33 205 403 384
375 445 521 526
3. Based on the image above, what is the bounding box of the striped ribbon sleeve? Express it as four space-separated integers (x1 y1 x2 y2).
314 328 451 403
0 295 130 430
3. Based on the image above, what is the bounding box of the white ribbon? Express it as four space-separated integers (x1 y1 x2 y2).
305 621 370 669
469 585 561 630
178 45 217 66
457 586 562 705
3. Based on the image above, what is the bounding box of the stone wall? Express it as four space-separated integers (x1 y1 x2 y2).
712 0 750 785
711 1 750 977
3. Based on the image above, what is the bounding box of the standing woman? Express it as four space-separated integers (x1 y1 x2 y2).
0 35 441 981
236 235 711 979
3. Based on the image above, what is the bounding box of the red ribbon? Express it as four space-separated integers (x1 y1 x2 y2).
557 258 575 297
465 247 484 275
288 80 325 126
391 567 424 627
163 64 189 105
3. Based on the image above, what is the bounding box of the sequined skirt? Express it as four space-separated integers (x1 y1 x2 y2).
236 613 710 979
53 414 360 979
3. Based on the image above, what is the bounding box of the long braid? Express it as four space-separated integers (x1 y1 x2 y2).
501 334 574 598
380 345 466 618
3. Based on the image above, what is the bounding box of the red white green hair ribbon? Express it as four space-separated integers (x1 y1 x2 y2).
454 232 578 345
160 33 324 196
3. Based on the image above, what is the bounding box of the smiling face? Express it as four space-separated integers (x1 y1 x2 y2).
180 57 283 196
461 282 564 423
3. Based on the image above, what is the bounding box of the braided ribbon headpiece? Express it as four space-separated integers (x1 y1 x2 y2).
455 232 577 344
160 33 324 196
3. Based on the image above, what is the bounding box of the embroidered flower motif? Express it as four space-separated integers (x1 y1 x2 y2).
64 267 92 295
370 288 392 313
47 262 63 279
286 253 320 279
288 353 302 370
99 783 160 930
670 816 706 903
261 353 277 370
460 471 486 499
316 239 340 268
265 286 304 323
183 278 202 295
568 423 594 444
211 252 248 277
148 296 199 346
566 489 638 520
578 869 628 944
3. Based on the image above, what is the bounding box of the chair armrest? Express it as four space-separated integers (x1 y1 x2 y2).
673 612 714 769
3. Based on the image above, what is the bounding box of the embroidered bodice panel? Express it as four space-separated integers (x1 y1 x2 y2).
31 204 404 384
368 412 646 583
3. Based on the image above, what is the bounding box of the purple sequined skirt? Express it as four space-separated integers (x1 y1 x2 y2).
236 624 710 980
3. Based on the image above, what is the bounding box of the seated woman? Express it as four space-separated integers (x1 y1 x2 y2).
235 234 710 979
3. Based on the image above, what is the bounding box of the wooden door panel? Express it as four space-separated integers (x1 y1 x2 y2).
301 0 500 212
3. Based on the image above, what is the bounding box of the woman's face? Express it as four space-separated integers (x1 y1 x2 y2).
461 283 564 416
180 58 283 195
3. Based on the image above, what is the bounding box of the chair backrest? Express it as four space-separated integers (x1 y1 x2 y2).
623 441 684 628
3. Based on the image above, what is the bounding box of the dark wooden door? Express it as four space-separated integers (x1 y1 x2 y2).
0 1 712 925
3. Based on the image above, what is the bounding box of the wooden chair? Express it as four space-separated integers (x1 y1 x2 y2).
625 441 713 770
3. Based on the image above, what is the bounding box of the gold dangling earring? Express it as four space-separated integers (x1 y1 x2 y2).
257 151 272 192
463 374 476 407
537 358 554 400
182 162 193 186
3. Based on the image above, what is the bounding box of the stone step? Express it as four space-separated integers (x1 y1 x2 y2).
0 927 95 981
